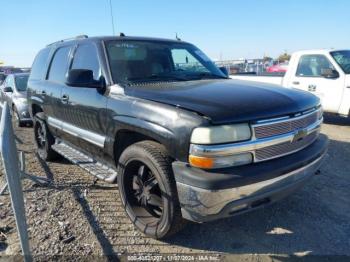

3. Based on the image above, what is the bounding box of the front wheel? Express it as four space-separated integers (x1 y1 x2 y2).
34 113 59 161
117 141 186 239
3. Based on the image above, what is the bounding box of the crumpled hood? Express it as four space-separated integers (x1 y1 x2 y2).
125 79 320 124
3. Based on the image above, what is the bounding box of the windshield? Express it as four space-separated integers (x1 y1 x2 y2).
330 50 350 74
105 40 226 84
15 75 29 91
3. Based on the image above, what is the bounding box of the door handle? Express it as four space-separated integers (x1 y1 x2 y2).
61 94 69 102
308 85 317 92
292 81 300 85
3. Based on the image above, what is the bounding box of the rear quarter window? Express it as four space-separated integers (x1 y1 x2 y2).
30 48 51 80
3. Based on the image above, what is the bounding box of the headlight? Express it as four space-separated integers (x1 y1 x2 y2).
189 123 252 169
190 123 251 144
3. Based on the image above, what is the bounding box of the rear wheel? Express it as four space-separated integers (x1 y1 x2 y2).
117 141 186 239
34 113 59 161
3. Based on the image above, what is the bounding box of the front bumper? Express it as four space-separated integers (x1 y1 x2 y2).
14 102 32 122
173 134 328 222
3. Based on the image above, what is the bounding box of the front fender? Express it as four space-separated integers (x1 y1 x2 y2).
106 115 177 159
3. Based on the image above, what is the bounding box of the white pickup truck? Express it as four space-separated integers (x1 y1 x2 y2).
231 49 350 117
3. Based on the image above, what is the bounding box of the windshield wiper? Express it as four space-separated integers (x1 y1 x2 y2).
127 74 188 82
190 72 228 80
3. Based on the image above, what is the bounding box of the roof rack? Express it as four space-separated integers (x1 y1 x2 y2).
47 35 88 46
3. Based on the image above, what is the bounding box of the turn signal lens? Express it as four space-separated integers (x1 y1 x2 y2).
189 153 253 169
189 155 214 169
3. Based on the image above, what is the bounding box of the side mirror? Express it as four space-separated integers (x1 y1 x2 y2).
321 68 339 79
66 69 104 88
3 86 13 93
219 66 229 77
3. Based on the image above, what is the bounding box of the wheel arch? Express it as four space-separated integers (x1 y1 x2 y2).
31 103 43 117
110 116 177 166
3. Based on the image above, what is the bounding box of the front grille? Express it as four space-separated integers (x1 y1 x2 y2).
254 109 320 139
255 131 318 161
188 107 322 167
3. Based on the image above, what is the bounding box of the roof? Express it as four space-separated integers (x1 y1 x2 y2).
293 49 350 55
48 35 190 47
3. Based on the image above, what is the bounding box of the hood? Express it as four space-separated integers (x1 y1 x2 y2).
125 79 320 124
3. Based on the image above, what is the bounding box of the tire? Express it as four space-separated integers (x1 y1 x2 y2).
33 113 59 161
12 106 24 127
117 140 186 239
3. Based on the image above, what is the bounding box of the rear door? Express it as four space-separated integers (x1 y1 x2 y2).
59 42 108 156
289 54 344 113
44 45 74 136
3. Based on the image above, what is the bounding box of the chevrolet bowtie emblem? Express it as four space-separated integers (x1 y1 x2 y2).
293 128 308 142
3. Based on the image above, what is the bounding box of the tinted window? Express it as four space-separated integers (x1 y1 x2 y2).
48 46 71 83
71 44 101 81
30 48 50 80
296 55 334 77
105 41 225 84
15 75 29 91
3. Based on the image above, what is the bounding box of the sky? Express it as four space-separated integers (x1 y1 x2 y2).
0 0 349 67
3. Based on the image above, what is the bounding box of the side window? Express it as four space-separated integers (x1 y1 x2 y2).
296 55 334 77
71 44 101 81
48 46 72 83
30 48 51 80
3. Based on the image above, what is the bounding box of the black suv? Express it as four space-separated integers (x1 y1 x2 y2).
28 35 328 239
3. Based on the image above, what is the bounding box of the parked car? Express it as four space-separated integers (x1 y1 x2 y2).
0 73 7 85
266 62 289 73
231 49 350 117
28 35 328 239
1 73 32 126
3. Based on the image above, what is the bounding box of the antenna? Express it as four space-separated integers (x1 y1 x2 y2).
175 32 181 41
109 0 115 35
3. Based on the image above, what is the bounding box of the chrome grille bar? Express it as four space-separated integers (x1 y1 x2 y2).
253 108 321 139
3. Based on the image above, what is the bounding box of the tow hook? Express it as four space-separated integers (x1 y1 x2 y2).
315 170 321 175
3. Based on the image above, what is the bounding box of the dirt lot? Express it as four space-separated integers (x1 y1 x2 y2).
0 114 350 261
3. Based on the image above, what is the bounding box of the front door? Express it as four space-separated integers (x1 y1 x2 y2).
60 42 108 157
290 54 344 113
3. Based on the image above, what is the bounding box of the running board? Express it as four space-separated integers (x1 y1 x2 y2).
52 142 117 183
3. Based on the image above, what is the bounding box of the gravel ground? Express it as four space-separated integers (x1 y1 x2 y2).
0 114 349 261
